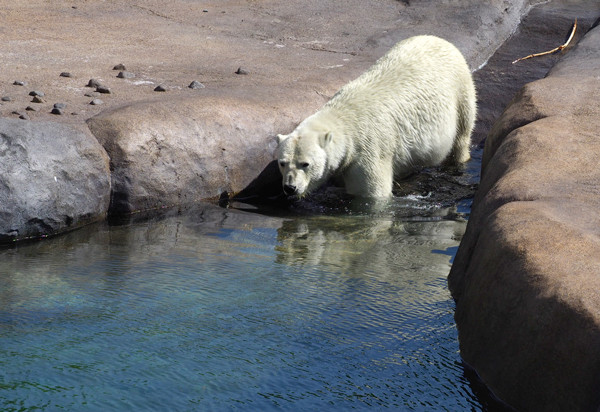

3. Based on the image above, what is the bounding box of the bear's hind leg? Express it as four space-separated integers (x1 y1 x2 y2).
447 84 476 165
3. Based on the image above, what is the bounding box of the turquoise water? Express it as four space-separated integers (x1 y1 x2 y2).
0 156 502 410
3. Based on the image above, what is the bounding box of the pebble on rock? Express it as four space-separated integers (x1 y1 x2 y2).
86 79 103 88
113 63 126 71
117 71 135 79
96 86 111 94
188 80 205 89
12 111 30 120
154 85 167 92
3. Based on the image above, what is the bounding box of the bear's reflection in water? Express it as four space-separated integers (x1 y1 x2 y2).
273 208 466 288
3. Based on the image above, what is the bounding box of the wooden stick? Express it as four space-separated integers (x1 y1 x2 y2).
512 19 578 64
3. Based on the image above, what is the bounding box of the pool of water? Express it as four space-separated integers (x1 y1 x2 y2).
0 152 503 411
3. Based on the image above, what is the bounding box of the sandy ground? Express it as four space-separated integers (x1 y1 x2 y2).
0 0 403 123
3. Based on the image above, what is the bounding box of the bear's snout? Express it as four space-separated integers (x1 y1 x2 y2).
283 184 298 196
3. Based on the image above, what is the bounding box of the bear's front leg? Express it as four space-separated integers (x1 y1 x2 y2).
343 161 394 199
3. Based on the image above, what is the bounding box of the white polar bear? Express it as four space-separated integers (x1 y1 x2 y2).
275 35 476 199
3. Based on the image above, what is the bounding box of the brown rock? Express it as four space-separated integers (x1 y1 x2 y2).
449 24 600 411
86 88 321 215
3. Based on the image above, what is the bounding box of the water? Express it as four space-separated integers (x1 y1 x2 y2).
0 153 502 411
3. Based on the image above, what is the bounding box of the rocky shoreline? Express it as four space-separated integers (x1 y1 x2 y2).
1 0 540 243
2 0 600 410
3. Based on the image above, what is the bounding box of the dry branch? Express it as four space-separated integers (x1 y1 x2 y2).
512 19 578 64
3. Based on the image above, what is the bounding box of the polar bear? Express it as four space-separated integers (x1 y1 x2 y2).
275 35 476 199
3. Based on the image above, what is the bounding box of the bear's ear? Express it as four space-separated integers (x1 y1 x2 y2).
276 134 288 145
319 131 333 148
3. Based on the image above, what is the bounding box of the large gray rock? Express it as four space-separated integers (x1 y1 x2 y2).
448 24 600 411
0 119 110 243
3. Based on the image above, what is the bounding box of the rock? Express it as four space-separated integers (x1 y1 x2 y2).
235 67 248 75
25 106 37 111
19 114 30 121
51 103 66 115
448 24 600 412
1 96 12 102
31 96 45 103
96 86 111 94
60 72 72 77
113 63 126 71
29 90 44 97
86 90 319 215
0 118 111 243
188 80 205 89
117 71 135 79
90 99 103 105
86 78 103 88
13 81 26 86
154 85 167 92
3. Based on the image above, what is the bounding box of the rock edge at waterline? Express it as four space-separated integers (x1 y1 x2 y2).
0 119 111 243
448 23 600 412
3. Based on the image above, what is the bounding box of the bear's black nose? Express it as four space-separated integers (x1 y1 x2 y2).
283 184 297 196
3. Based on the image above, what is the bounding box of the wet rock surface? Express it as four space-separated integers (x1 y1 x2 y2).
0 119 111 243
449 19 600 412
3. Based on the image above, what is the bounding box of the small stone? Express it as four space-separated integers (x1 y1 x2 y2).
113 63 126 71
96 86 111 94
90 99 103 105
53 103 67 110
13 81 27 86
188 80 205 89
31 96 45 103
87 79 103 88
13 111 30 120
29 90 45 97
51 108 64 115
117 71 135 79
235 67 249 75
203 9 208 12
25 106 37 111
1 96 12 102
60 72 72 78
154 85 167 92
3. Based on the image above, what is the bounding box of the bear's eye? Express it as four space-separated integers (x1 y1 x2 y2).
301 162 310 169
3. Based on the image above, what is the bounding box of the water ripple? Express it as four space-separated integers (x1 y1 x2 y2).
0 205 504 411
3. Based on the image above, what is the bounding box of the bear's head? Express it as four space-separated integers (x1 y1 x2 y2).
275 130 333 197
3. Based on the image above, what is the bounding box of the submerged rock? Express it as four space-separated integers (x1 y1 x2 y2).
0 119 111 243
